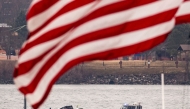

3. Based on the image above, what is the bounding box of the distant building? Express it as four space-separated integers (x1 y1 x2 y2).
177 44 190 51
177 44 190 61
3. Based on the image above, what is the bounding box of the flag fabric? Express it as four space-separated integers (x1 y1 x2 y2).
14 0 190 108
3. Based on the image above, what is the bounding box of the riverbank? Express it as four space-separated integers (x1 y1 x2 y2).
57 60 189 85
0 60 189 84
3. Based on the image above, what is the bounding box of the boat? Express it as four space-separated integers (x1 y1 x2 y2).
120 102 142 109
60 105 74 109
59 105 83 109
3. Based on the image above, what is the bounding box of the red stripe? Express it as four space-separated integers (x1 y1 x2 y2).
13 68 18 78
30 33 169 109
27 0 59 20
16 8 177 78
184 0 190 2
29 0 155 37
22 0 156 54
13 47 55 78
176 14 190 24
73 0 156 31
29 0 95 38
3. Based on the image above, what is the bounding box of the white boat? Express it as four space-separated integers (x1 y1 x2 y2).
60 105 73 109
59 105 83 109
120 102 142 109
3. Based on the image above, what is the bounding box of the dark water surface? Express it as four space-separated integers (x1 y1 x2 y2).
0 85 189 109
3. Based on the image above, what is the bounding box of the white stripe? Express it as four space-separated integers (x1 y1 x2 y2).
28 0 181 43
29 0 182 42
65 0 181 44
18 35 67 64
14 31 71 88
27 0 121 43
175 1 190 17
19 0 181 64
28 0 73 32
24 19 175 105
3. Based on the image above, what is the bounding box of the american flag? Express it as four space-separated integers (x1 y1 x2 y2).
14 0 190 108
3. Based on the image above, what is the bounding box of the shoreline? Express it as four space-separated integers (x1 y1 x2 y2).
0 60 189 85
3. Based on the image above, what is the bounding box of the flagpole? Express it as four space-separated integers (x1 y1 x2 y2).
24 96 27 109
11 26 27 109
161 73 165 109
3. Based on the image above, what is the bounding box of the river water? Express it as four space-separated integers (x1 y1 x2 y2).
0 85 190 109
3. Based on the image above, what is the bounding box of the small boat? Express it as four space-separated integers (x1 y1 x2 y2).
59 105 83 109
120 102 142 109
60 105 74 109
